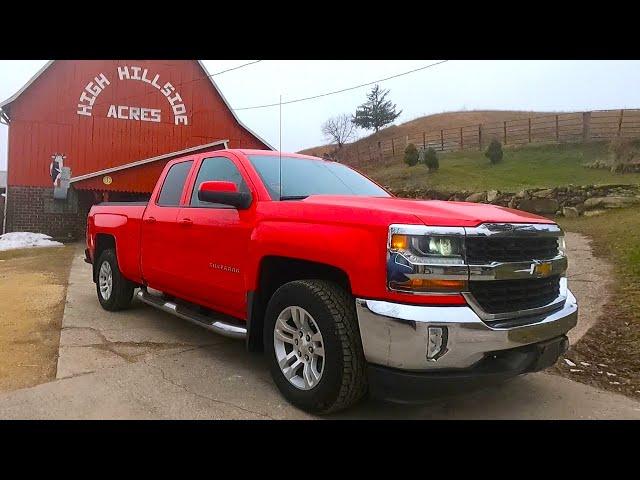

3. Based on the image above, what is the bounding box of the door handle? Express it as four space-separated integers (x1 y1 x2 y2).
178 218 193 226
144 216 156 224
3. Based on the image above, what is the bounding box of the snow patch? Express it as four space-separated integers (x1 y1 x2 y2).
0 232 63 252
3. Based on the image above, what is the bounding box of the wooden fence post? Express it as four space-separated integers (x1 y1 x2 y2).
422 131 426 149
528 118 532 143
460 127 464 150
503 121 507 145
478 124 483 150
391 138 395 156
555 115 559 141
440 130 444 151
405 135 409 148
582 112 591 142
618 109 624 137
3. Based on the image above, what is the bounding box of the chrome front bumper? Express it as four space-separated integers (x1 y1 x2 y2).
355 287 577 371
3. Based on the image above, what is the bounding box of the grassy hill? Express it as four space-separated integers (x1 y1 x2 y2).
555 207 640 399
299 110 557 157
359 142 640 193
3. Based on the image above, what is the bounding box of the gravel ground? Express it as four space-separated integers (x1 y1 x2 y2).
0 246 75 392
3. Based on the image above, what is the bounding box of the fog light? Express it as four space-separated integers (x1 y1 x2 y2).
426 326 448 361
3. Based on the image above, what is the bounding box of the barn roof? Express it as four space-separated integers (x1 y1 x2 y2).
0 60 274 150
70 139 229 185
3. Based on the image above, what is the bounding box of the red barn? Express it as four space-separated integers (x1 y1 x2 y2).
0 60 272 239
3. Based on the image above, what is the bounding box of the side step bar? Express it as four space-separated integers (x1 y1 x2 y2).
136 289 247 340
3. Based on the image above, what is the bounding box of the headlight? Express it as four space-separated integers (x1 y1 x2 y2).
390 234 464 264
387 225 468 294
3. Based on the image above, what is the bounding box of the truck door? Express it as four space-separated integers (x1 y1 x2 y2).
175 154 254 319
141 159 194 294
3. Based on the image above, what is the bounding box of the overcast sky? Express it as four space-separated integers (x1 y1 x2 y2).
2 59 640 170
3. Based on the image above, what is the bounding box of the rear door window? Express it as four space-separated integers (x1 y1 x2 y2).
157 160 193 206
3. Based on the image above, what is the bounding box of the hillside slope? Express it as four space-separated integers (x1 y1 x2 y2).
360 142 640 193
299 110 558 156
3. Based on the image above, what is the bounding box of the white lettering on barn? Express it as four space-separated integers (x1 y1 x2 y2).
76 73 110 116
107 105 161 123
76 65 189 125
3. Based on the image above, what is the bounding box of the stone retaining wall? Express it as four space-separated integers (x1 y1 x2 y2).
390 184 640 217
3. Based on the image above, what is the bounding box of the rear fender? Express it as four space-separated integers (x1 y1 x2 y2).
92 213 143 284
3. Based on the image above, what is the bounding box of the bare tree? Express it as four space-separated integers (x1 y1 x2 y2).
321 114 356 150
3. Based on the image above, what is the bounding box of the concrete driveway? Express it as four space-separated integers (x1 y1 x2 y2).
0 233 639 419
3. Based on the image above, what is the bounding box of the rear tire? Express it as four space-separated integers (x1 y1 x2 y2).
95 249 134 311
264 280 368 414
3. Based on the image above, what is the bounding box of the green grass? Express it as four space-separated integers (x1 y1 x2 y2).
362 142 640 192
556 208 640 398
559 209 640 300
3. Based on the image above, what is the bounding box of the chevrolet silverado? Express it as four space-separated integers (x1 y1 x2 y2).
85 149 578 413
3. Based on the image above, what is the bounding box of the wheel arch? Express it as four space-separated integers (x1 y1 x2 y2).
246 255 352 352
93 233 117 283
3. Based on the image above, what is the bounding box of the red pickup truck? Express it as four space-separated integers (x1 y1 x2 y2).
85 149 578 413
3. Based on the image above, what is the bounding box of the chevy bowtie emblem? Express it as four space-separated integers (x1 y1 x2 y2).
515 261 553 276
534 262 553 276
531 261 552 276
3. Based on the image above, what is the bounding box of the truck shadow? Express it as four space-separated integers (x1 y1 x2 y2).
126 298 558 420
169 329 537 420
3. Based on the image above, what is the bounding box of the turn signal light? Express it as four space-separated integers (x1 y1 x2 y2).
390 234 409 250
390 278 467 293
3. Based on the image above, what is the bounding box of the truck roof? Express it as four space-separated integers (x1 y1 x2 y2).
229 149 323 161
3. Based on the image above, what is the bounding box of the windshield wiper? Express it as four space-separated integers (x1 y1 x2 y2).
279 195 309 201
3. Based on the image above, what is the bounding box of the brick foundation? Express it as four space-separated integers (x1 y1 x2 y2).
4 185 92 240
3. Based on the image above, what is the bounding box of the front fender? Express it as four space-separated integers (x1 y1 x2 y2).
247 220 387 298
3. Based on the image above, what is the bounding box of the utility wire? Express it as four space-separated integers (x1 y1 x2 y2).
206 60 262 77
234 60 449 111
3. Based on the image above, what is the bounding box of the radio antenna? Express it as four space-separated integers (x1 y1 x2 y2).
279 94 282 200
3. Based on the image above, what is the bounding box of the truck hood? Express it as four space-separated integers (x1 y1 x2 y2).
301 195 554 227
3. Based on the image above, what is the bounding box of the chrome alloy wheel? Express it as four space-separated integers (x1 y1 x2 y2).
273 306 325 390
98 261 113 301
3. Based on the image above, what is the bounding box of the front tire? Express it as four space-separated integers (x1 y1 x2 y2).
264 280 368 414
95 249 134 311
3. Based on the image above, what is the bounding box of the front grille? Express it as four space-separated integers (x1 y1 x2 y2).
465 236 559 263
469 275 561 315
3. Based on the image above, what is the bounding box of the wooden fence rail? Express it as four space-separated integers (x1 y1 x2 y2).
338 108 640 166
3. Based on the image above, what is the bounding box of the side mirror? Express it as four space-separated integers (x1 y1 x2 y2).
197 181 252 209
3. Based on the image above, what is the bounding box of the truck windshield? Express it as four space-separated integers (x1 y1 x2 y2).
247 155 390 200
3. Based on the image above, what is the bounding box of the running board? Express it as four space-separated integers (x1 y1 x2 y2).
136 289 247 340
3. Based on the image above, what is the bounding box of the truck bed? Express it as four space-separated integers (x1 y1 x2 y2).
96 201 148 207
